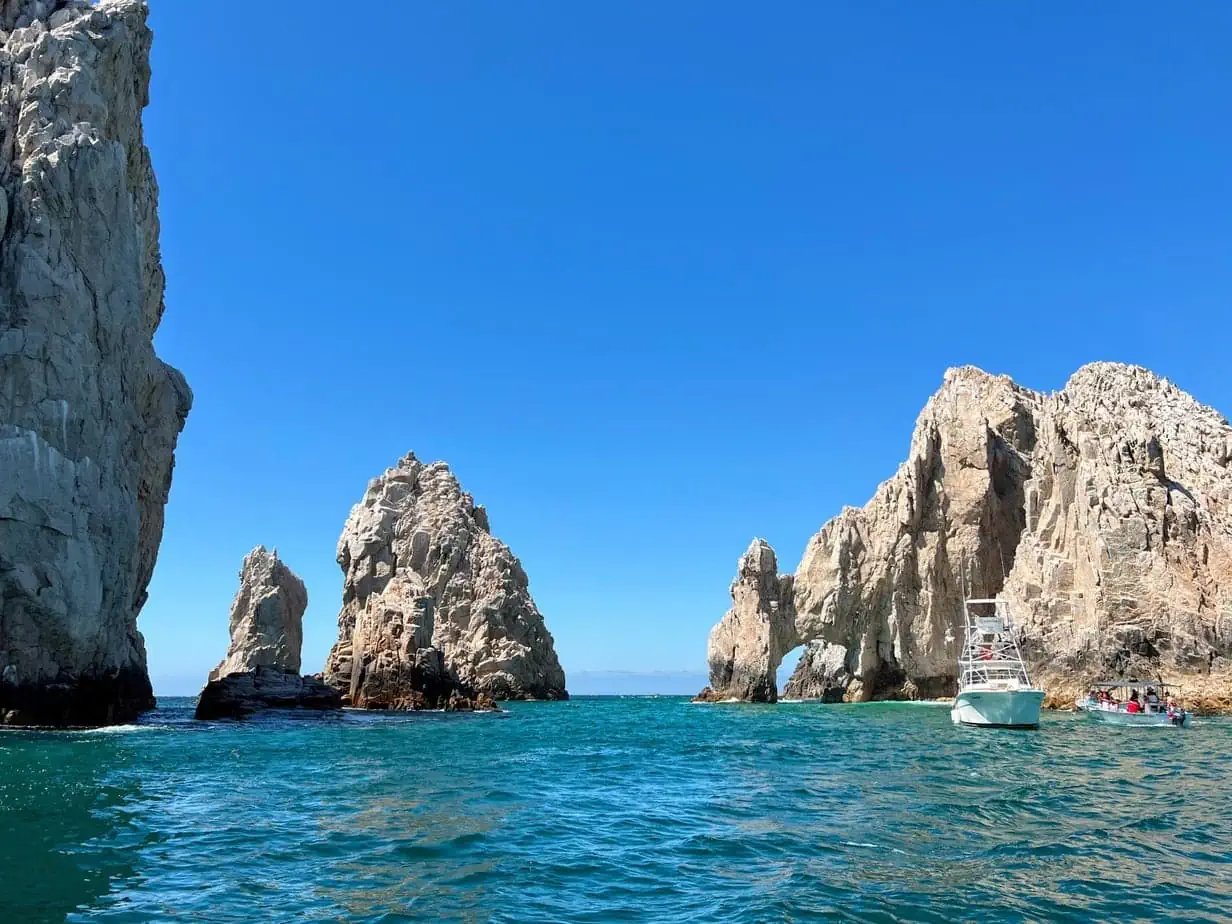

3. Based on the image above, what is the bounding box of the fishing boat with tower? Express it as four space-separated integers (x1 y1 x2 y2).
950 598 1045 728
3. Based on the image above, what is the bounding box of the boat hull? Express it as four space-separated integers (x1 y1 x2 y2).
1082 707 1188 728
950 689 1044 728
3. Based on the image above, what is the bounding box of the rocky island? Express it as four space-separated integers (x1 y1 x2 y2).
0 0 191 726
195 547 340 720
699 363 1232 713
323 452 567 711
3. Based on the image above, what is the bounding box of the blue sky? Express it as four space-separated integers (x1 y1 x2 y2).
142 2 1232 694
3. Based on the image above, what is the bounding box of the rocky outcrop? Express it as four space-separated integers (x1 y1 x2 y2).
323 452 567 710
195 550 341 719
208 547 306 681
194 667 342 721
702 364 1232 709
0 1 192 726
782 642 852 702
695 539 794 703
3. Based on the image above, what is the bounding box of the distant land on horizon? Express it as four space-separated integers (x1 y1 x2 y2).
154 656 806 699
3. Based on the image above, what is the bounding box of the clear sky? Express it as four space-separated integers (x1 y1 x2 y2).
142 1 1232 694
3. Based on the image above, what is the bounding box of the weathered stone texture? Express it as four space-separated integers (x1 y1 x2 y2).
702 364 1232 709
324 452 567 710
208 547 306 681
0 1 191 727
782 642 852 703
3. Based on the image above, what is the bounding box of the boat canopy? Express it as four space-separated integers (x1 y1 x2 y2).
1089 680 1178 690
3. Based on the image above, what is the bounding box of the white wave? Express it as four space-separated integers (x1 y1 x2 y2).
843 840 906 855
75 723 162 734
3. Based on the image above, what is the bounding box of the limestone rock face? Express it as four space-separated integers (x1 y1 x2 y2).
0 1 192 726
195 549 341 719
782 642 852 702
323 452 567 709
697 539 795 702
703 364 1232 709
208 547 307 681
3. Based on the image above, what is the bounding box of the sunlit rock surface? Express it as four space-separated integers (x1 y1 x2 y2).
195 548 340 719
702 364 1232 711
324 452 566 710
0 1 191 726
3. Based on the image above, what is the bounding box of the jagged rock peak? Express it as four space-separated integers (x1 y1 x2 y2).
323 451 567 708
0 0 192 727
208 547 308 682
702 362 1232 711
0 0 87 31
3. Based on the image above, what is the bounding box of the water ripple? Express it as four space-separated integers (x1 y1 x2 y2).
0 698 1229 922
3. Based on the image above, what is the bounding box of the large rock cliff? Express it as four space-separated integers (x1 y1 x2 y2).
323 453 567 709
701 364 1232 711
208 547 306 681
0 1 191 726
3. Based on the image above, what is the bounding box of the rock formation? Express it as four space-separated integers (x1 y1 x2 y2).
208 547 306 681
0 1 192 726
701 364 1232 712
323 452 567 710
195 549 341 720
782 641 852 702
195 666 342 721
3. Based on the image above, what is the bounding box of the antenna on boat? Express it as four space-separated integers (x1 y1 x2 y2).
960 550 970 604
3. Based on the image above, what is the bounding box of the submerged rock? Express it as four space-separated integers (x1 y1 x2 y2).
702 363 1232 706
0 1 192 727
208 547 306 681
195 550 340 719
323 452 566 710
782 642 852 703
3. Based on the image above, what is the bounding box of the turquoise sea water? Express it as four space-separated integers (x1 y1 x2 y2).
1 697 1229 923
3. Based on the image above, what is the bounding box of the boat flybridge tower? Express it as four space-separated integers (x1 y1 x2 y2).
958 599 1034 690
950 599 1044 728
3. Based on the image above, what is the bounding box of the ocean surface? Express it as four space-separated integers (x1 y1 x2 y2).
1 697 1229 923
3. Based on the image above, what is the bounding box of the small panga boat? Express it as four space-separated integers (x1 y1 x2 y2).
1075 681 1189 727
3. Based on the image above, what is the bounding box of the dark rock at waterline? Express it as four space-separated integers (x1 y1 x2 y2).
0 667 155 728
194 667 342 720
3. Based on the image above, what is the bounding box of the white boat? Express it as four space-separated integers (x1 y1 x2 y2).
950 599 1044 728
1075 680 1189 727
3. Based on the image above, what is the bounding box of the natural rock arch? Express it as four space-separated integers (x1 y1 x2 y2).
699 364 1232 707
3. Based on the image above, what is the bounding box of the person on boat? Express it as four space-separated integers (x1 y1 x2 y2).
1126 692 1142 714
977 645 993 661
1146 687 1160 705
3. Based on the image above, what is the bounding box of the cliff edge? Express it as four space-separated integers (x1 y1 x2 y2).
0 1 191 727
